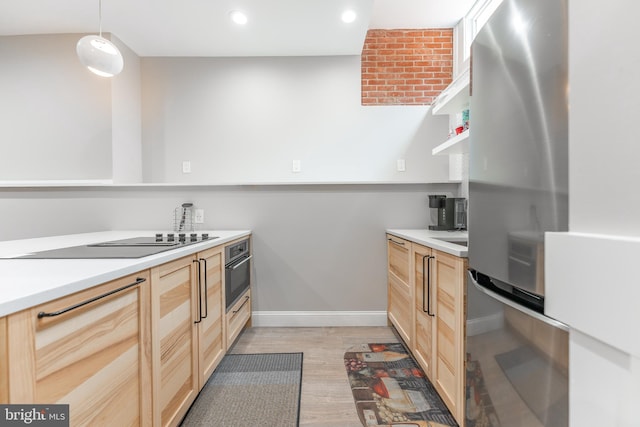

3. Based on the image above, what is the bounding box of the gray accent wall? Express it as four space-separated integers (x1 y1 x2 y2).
0 184 457 312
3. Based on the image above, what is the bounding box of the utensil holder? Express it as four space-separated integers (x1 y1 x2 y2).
174 204 194 232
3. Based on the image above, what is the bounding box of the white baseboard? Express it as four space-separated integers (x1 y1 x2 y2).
251 311 388 327
466 312 504 336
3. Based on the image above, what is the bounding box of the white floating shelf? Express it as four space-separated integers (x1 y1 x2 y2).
431 68 470 116
432 130 469 156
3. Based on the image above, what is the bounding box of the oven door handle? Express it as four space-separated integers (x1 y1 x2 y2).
227 255 252 270
467 270 569 331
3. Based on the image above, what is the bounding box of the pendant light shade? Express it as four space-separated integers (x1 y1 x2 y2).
77 0 123 77
77 35 123 77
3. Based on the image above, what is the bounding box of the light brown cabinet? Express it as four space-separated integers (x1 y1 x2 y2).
0 236 250 427
386 234 413 347
413 244 435 379
0 316 8 404
150 255 199 427
3 271 152 426
196 247 226 385
429 249 466 424
387 235 467 426
150 245 225 427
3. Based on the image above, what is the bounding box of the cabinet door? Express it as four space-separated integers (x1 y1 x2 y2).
0 316 8 403
387 235 413 347
196 247 225 387
431 249 466 424
151 256 199 427
412 244 435 379
6 272 152 426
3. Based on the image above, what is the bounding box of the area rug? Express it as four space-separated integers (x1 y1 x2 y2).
180 352 303 427
495 346 568 427
344 343 458 427
465 353 500 427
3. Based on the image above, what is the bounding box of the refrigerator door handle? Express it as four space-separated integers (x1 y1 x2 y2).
467 270 569 331
508 255 532 267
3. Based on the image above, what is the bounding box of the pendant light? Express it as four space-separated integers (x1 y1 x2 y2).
76 0 123 77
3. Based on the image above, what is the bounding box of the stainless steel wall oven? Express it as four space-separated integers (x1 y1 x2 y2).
225 238 251 310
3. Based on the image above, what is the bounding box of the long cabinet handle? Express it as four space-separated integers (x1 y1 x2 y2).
193 259 202 324
388 238 405 247
421 255 429 313
199 257 208 319
426 255 435 317
37 277 146 319
232 295 250 314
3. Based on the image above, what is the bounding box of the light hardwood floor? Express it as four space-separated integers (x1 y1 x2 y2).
228 326 400 427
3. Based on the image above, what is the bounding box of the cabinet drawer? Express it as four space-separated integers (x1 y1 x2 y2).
387 235 411 284
7 271 152 426
226 290 251 350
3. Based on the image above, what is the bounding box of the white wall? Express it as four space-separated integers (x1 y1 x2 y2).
546 2 640 426
0 34 112 181
569 9 640 236
141 55 451 184
111 35 143 183
0 37 451 186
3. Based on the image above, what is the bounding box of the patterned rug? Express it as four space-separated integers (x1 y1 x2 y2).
344 343 458 427
465 354 500 427
180 352 303 427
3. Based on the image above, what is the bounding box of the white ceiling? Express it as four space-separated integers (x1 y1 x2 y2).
0 0 476 57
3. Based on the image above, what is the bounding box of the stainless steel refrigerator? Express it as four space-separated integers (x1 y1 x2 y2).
466 0 569 426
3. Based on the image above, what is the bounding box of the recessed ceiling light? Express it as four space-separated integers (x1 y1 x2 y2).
341 9 357 24
229 10 248 25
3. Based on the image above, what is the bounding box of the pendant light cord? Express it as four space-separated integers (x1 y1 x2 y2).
98 0 103 37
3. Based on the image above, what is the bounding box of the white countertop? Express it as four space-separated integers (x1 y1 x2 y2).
0 230 250 317
386 229 468 257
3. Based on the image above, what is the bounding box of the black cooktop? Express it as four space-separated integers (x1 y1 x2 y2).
11 235 217 259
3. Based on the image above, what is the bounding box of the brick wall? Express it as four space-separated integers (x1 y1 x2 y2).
361 29 453 105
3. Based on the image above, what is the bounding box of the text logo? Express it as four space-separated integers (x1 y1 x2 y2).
0 405 69 426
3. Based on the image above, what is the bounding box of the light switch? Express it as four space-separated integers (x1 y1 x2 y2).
182 161 191 174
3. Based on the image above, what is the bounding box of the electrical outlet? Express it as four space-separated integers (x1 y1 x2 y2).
194 209 204 224
182 161 191 174
292 159 301 173
397 159 406 172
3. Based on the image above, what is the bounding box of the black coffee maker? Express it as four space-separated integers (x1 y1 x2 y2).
428 195 467 230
